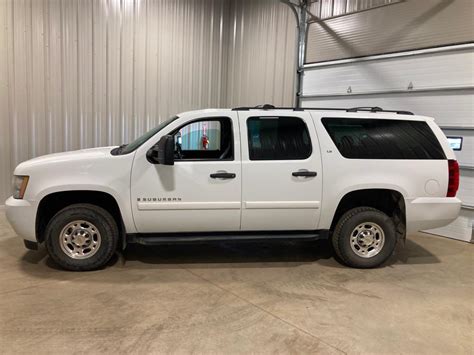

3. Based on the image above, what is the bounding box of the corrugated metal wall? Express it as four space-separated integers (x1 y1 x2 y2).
226 0 296 107
306 0 474 63
0 0 297 202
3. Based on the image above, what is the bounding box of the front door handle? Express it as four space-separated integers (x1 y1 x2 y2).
292 171 317 177
210 172 236 179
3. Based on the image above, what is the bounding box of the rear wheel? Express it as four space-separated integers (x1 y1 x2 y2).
45 204 118 271
332 207 397 268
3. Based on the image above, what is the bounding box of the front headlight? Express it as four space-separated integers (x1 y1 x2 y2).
12 175 29 199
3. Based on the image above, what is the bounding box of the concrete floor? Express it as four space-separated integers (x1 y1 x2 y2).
0 211 472 354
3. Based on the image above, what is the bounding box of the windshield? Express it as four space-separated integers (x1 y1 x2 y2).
119 115 179 155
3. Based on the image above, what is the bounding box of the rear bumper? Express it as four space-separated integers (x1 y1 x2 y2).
406 197 461 233
5 196 37 242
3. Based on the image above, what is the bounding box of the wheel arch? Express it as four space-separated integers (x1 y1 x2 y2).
36 190 125 245
330 188 406 241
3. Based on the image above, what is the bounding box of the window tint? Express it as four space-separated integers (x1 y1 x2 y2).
322 118 446 160
172 117 233 161
247 117 312 160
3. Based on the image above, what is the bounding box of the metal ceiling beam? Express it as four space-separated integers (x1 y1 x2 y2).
307 0 404 23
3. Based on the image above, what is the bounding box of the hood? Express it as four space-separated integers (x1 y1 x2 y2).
14 147 116 174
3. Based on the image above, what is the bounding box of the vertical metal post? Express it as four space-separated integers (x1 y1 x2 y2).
296 1 308 108
281 0 308 108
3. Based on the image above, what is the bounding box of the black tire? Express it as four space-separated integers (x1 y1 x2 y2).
332 207 396 268
44 203 119 271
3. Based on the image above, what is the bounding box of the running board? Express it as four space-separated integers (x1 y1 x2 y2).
127 230 328 245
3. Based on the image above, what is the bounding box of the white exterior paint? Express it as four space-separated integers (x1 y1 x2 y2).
131 110 242 233
5 108 461 244
237 111 323 231
309 111 459 233
5 146 137 240
302 45 474 242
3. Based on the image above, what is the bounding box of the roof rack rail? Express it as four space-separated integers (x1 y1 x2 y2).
346 106 383 112
232 104 280 111
232 105 343 112
231 104 414 115
346 106 414 115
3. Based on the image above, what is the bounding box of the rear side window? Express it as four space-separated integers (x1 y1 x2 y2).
247 116 312 160
322 118 446 160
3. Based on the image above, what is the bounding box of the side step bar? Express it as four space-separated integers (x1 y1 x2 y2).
127 231 329 245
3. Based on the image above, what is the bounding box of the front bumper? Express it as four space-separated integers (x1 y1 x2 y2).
406 197 462 233
5 196 37 242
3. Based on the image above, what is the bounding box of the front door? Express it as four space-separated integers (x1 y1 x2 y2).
131 112 241 233
238 111 323 230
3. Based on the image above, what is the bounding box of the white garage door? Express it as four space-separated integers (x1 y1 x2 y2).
301 44 474 242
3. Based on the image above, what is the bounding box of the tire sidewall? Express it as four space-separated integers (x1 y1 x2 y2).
335 209 396 268
45 205 118 271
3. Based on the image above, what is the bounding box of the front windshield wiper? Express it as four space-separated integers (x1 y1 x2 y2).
117 143 128 154
111 143 128 156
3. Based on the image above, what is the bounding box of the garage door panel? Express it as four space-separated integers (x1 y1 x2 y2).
301 90 474 127
303 48 474 96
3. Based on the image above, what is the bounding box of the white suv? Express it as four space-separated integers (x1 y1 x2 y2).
5 105 461 270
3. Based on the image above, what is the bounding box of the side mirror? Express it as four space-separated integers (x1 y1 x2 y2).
146 135 174 165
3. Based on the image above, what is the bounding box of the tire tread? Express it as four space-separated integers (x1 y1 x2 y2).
332 206 396 268
45 203 118 271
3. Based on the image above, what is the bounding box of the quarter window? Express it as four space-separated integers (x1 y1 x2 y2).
247 116 312 160
322 118 446 160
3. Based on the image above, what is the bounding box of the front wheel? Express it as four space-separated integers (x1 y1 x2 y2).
45 204 119 271
332 207 397 268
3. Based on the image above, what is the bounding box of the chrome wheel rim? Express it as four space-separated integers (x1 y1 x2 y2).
59 220 101 259
350 222 385 258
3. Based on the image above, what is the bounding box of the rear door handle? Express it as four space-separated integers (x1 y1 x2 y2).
292 171 317 177
210 172 236 179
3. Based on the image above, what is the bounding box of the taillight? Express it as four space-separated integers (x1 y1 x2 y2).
447 159 459 197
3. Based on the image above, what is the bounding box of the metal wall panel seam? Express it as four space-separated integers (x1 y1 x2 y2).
26 0 33 157
5 0 13 179
0 0 10 198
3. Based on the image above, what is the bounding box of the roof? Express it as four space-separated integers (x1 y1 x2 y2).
177 105 433 122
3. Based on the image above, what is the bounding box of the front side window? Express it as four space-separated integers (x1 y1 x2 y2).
172 117 233 161
322 117 446 159
247 116 312 160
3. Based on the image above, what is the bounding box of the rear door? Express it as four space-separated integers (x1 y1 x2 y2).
238 111 323 230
